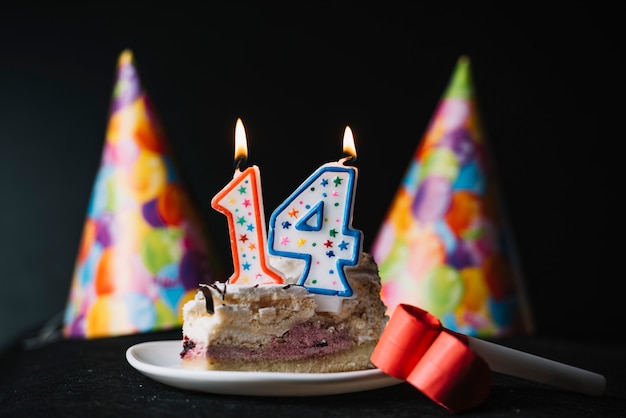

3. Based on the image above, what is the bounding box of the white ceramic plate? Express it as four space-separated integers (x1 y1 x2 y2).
126 340 402 397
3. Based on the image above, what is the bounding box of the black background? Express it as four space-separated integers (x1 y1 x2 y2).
1 2 623 352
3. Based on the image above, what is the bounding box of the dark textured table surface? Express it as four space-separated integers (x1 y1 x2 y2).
0 328 624 418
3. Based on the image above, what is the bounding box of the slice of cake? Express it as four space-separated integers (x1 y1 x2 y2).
180 252 388 373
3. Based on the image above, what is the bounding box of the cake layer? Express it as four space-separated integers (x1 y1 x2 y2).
182 340 379 373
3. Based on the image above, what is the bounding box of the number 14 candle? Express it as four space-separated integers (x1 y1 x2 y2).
268 126 362 297
211 119 284 285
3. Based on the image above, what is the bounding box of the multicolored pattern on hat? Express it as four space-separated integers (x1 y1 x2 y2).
371 56 532 337
63 50 223 338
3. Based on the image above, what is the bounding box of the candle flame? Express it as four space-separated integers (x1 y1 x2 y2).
234 118 248 169
342 126 357 160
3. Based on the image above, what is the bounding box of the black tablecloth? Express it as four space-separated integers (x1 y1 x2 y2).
1 329 624 417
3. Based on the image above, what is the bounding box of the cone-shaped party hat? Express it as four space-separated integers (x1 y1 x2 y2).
63 49 224 338
371 56 532 337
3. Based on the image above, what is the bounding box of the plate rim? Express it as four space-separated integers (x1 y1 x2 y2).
126 339 403 396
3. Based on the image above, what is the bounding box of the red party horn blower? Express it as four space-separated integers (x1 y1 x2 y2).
63 50 224 338
371 304 605 413
371 56 533 337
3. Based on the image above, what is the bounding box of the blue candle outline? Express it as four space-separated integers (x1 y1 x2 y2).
268 164 362 296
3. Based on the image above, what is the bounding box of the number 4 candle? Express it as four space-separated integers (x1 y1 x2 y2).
211 119 284 285
268 126 362 297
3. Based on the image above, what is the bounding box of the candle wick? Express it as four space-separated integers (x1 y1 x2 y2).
339 155 356 165
234 157 248 171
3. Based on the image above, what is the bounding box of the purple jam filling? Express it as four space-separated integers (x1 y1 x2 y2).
180 337 196 357
206 322 353 361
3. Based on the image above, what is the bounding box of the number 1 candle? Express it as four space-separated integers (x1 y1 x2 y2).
268 126 362 296
211 119 284 285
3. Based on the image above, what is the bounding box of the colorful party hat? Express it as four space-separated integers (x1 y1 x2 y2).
63 49 224 338
371 56 533 337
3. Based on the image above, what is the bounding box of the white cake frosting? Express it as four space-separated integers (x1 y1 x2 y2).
182 283 314 345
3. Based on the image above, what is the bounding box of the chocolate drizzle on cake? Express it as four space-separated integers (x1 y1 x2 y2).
199 286 214 314
198 282 231 313
208 283 227 300
282 284 306 290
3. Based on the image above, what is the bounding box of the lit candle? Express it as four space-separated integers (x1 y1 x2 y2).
268 126 362 297
211 118 284 284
